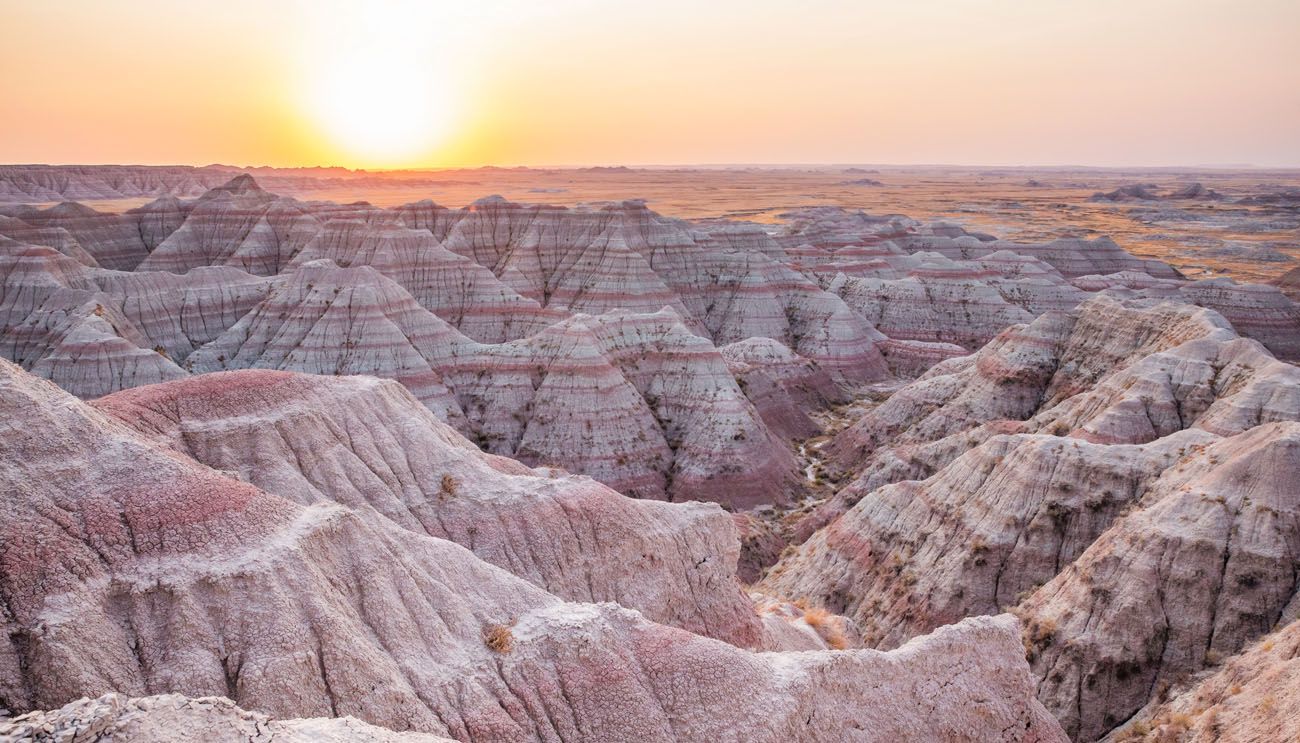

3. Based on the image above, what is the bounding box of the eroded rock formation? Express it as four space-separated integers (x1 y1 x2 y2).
0 359 1065 742
762 296 1300 740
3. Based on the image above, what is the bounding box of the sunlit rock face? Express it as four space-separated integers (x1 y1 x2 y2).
1126 615 1300 742
0 164 234 201
0 694 456 743
137 175 333 275
894 233 1183 280
1017 423 1300 740
0 359 1066 742
720 336 847 439
182 261 798 506
12 202 154 271
288 217 561 342
92 369 765 646
763 296 1300 741
0 245 270 398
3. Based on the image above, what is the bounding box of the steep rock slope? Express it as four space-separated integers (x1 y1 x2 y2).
185 261 467 421
432 197 696 321
578 309 802 504
288 218 560 342
93 370 764 646
0 252 269 399
762 297 1300 740
398 197 891 382
137 176 372 275
792 296 1297 549
90 266 273 363
720 337 847 439
15 298 189 398
0 215 101 267
0 693 452 742
763 431 1216 649
0 244 271 364
1017 423 1300 740
648 245 891 383
0 359 1066 741
822 297 1239 490
1121 618 1300 742
186 263 800 505
0 164 234 201
826 269 1036 351
1166 279 1300 361
8 202 153 271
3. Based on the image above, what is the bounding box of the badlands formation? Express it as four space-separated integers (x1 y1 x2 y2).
0 166 1298 741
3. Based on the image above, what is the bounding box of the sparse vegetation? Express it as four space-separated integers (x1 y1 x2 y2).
801 605 848 649
1020 615 1058 660
483 623 515 653
440 473 459 497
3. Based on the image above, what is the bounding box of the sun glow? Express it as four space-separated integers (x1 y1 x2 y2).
296 3 460 168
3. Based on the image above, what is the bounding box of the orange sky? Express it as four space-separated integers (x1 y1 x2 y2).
3 0 1298 169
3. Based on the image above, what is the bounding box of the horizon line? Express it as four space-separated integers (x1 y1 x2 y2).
7 161 1300 173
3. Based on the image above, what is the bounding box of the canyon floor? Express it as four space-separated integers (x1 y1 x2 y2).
1 164 1298 742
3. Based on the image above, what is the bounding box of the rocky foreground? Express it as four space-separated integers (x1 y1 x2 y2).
0 359 1063 741
2 173 1298 741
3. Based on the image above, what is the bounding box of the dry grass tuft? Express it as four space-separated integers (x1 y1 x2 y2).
1166 711 1194 732
440 473 459 497
483 623 515 654
802 605 829 629
1021 616 1058 659
801 605 849 650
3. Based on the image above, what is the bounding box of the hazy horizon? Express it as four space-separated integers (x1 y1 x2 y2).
9 161 1300 172
4 0 1299 169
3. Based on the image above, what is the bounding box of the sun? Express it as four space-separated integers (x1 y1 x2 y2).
299 15 457 168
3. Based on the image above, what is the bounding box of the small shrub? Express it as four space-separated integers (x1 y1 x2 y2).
1167 711 1193 731
1023 616 1058 658
823 623 848 650
802 606 848 649
483 623 514 653
440 474 459 497
803 606 829 629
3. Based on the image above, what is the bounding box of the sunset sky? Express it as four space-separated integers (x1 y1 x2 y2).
3 0 1298 169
